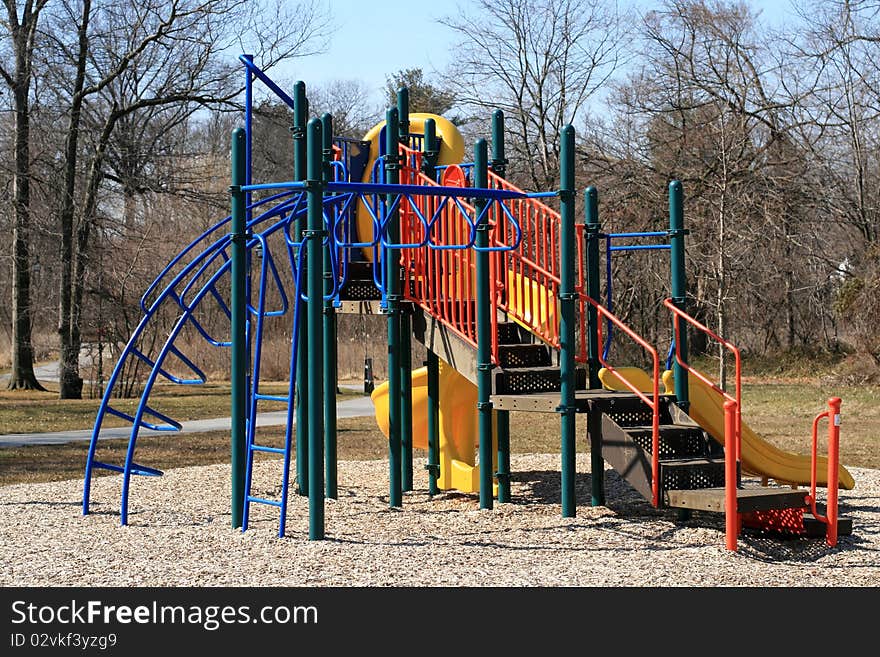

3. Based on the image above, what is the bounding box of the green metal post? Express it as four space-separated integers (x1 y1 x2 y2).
396 88 414 493
293 81 309 496
474 139 493 510
230 128 247 529
426 351 440 496
385 107 403 508
306 118 325 540
559 125 577 518
422 123 440 496
423 118 438 177
397 87 410 147
585 186 605 507
491 109 511 503
669 180 689 412
496 410 510 503
321 112 338 500
491 110 507 177
400 309 414 492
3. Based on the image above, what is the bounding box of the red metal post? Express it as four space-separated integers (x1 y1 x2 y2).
724 399 738 551
826 397 841 547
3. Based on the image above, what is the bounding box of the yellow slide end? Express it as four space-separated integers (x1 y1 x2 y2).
598 367 855 490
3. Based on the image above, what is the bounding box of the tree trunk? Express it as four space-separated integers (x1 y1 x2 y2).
58 0 91 399
7 27 44 391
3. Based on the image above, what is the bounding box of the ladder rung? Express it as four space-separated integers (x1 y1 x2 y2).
91 461 164 477
254 393 289 402
104 405 182 431
247 496 283 508
250 445 285 455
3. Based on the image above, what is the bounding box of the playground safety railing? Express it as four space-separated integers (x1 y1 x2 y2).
591 296 662 507
395 144 526 361
806 397 842 547
489 172 590 365
663 297 742 550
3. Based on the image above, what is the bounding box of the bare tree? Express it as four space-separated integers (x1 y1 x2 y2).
0 0 50 390
41 0 329 397
441 0 626 190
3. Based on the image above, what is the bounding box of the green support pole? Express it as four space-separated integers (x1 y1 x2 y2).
491 109 511 503
293 81 309 496
558 125 577 518
474 139 493 510
422 121 440 497
397 87 410 147
491 110 507 177
400 309 414 492
426 351 440 496
585 186 605 507
385 107 403 508
669 180 689 412
321 112 338 500
396 88 414 493
306 118 325 540
496 410 510 503
230 128 247 529
423 118 438 177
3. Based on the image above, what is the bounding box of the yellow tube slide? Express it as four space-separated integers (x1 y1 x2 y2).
371 361 496 493
598 367 855 490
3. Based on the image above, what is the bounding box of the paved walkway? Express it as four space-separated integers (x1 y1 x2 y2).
0 386 375 448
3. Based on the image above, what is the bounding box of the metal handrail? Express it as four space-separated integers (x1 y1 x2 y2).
590 296 662 507
663 298 742 551
806 398 842 547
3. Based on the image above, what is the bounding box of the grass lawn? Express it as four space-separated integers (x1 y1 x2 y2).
1 380 877 488
0 382 357 435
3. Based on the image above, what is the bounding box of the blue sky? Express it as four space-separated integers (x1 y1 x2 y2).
270 0 799 108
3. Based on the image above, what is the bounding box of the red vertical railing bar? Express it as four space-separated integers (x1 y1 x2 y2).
808 397 842 547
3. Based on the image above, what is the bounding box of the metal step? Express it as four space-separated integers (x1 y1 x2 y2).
660 457 728 492
492 366 587 395
625 424 723 460
590 394 677 427
664 486 808 513
497 343 552 368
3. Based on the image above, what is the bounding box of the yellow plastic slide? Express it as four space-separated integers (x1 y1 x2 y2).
371 362 496 493
598 367 855 489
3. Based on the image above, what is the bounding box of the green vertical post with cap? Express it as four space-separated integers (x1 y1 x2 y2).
293 82 309 496
230 128 247 529
474 139 493 510
306 118 325 540
585 186 605 506
396 88 414 492
385 107 403 508
321 112 338 500
422 118 441 496
558 125 577 518
669 180 689 412
491 109 511 504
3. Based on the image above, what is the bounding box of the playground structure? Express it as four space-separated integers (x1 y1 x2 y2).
82 57 854 552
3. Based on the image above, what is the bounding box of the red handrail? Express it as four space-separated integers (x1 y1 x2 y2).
806 397 841 547
663 299 742 459
590 296 662 507
663 299 743 551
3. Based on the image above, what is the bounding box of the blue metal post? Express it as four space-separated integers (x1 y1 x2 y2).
321 112 338 500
